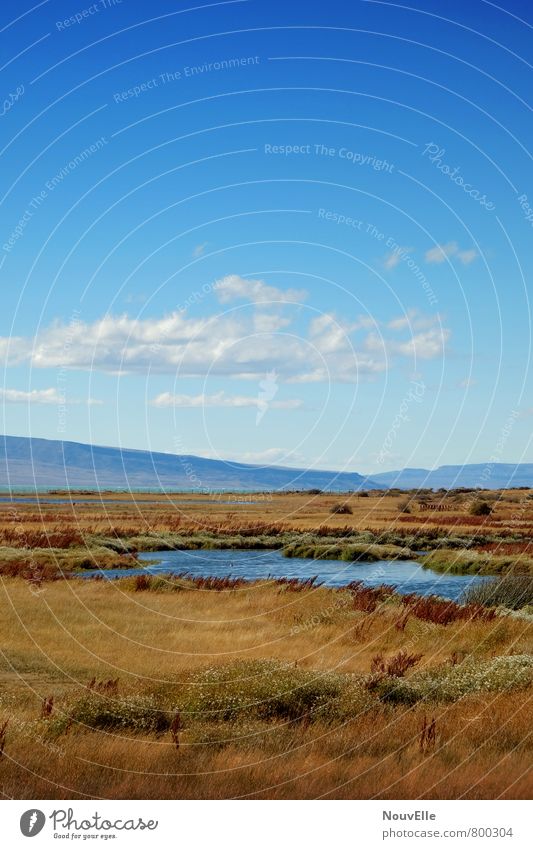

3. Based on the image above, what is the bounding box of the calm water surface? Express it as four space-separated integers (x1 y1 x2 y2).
0 497 261 505
82 549 485 602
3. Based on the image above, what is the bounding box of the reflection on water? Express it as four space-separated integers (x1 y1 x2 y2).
81 548 485 602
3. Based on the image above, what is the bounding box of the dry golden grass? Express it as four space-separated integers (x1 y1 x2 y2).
0 576 531 799
0 491 531 798
2 487 533 539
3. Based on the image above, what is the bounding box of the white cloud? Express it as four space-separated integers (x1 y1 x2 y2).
366 313 449 359
390 327 450 359
0 292 449 384
388 316 410 330
424 242 458 264
151 391 303 410
424 243 478 265
388 310 443 331
354 315 378 330
196 446 307 466
309 313 353 354
0 337 26 365
0 388 101 405
383 246 412 270
253 313 291 332
456 249 478 265
0 388 62 404
229 447 306 466
124 292 147 305
214 274 307 304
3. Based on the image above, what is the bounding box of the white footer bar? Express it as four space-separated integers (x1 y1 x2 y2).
3 799 531 848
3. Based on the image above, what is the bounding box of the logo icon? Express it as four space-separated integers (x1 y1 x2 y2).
256 370 279 425
20 810 46 837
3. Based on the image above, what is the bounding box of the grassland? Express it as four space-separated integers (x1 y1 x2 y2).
0 576 531 799
2 487 533 577
0 488 531 799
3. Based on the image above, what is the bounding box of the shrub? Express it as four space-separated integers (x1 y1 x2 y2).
54 692 172 735
462 575 533 610
469 500 492 516
180 660 348 723
134 574 151 591
401 593 496 625
370 650 422 678
375 655 533 704
347 580 397 613
397 498 411 514
329 502 353 515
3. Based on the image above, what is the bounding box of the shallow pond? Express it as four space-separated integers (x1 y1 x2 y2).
82 548 486 602
0 496 262 505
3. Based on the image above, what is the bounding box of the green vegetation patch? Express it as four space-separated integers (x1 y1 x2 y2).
421 549 533 576
374 655 533 704
283 541 414 562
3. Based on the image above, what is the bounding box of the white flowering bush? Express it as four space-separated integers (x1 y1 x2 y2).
53 692 172 734
376 654 533 704
46 661 374 738
181 660 353 722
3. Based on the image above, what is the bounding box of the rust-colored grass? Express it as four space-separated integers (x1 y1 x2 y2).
0 575 530 800
0 491 531 799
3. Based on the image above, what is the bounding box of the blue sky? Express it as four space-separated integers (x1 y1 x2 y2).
1 0 532 474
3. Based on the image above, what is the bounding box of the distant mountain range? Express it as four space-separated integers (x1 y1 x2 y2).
0 435 376 492
0 436 531 491
371 464 533 490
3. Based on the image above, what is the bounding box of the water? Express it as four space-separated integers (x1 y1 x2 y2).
82 548 486 602
0 496 262 505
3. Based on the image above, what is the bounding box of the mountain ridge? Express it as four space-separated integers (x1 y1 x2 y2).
0 435 376 492
371 464 533 489
0 436 531 491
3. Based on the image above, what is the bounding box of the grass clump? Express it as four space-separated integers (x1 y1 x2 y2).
421 548 533 576
462 575 533 610
283 541 413 562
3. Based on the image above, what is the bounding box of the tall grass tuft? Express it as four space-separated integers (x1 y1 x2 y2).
462 575 533 610
368 650 423 691
419 715 437 753
347 581 396 613
87 677 120 695
377 649 423 678
275 576 322 592
40 695 54 719
170 711 183 750
0 718 7 758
